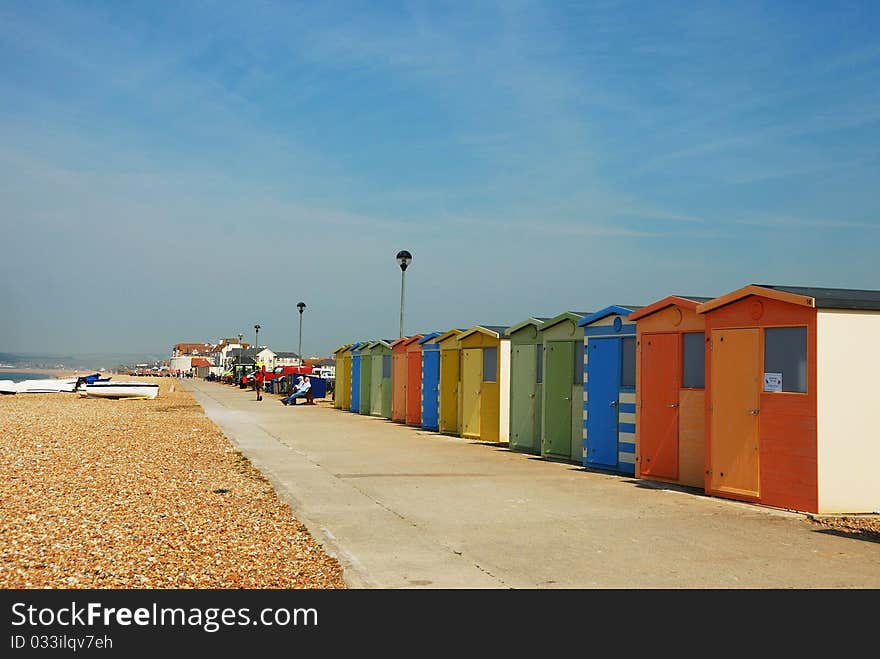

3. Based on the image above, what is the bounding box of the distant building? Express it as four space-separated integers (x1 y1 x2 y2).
255 347 276 369
273 351 302 367
171 342 214 358
191 357 211 378
226 348 259 370
303 357 335 380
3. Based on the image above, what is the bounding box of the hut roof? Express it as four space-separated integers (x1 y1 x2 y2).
504 317 551 336
577 305 643 327
629 296 714 320
697 284 880 314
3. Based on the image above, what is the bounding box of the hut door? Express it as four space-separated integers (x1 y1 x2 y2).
351 356 361 412
710 329 760 498
461 348 482 438
640 333 680 479
359 356 371 414
586 338 619 468
406 351 422 424
422 350 440 429
510 345 538 452
544 341 574 459
371 356 383 416
439 350 459 433
392 353 406 422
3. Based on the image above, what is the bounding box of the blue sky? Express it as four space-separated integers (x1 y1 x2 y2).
2 0 879 358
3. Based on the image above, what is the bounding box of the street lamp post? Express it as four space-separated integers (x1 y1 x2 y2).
235 333 243 378
396 250 412 337
254 324 261 400
297 302 306 366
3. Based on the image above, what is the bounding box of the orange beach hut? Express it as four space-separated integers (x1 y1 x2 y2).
629 296 712 489
391 335 423 423
406 335 433 426
697 284 880 514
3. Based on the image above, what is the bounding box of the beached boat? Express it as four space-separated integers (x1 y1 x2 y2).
13 378 79 393
0 380 16 394
83 382 159 400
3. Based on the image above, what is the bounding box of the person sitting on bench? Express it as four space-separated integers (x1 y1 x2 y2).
281 375 311 405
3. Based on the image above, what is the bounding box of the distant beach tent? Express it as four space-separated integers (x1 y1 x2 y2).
391 336 423 423
407 333 439 426
350 342 364 414
416 332 443 431
697 284 880 513
333 344 351 410
357 341 375 415
458 325 511 443
628 296 713 489
369 340 394 418
505 317 549 454
578 305 642 474
540 311 591 463
435 329 465 435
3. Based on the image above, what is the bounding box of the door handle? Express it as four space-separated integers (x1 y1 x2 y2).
609 400 617 407
564 396 571 401
746 409 759 415
667 403 679 408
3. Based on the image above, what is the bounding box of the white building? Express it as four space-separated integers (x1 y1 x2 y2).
273 351 302 367
256 347 277 368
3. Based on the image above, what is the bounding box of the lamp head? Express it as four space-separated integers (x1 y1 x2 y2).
396 250 412 271
297 302 306 314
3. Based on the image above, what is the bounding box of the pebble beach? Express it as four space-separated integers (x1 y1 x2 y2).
0 377 346 589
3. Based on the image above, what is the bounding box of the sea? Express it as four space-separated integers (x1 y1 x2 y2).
0 371 53 382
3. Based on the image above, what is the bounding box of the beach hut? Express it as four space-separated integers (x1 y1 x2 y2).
458 326 511 443
577 306 642 474
333 344 351 410
391 336 423 422
540 312 591 463
406 333 439 426
505 317 549 454
696 284 880 513
369 340 394 418
628 296 713 489
417 332 444 431
357 342 375 415
350 342 364 414
339 344 354 411
436 329 465 435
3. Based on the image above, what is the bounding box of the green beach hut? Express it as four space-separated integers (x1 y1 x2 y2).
505 317 549 454
540 311 591 462
369 339 394 418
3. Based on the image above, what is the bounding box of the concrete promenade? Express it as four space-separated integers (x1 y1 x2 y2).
185 379 880 588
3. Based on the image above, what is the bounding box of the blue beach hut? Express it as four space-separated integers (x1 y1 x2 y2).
418 332 443 431
577 305 642 474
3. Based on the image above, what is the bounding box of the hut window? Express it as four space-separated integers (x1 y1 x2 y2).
682 332 705 388
574 341 584 384
621 337 636 388
382 355 392 378
536 344 543 384
764 327 807 393
483 347 498 382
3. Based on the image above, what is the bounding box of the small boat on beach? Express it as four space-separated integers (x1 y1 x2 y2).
83 382 159 400
13 378 79 393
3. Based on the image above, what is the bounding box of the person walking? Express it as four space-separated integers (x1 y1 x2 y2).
255 365 264 401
